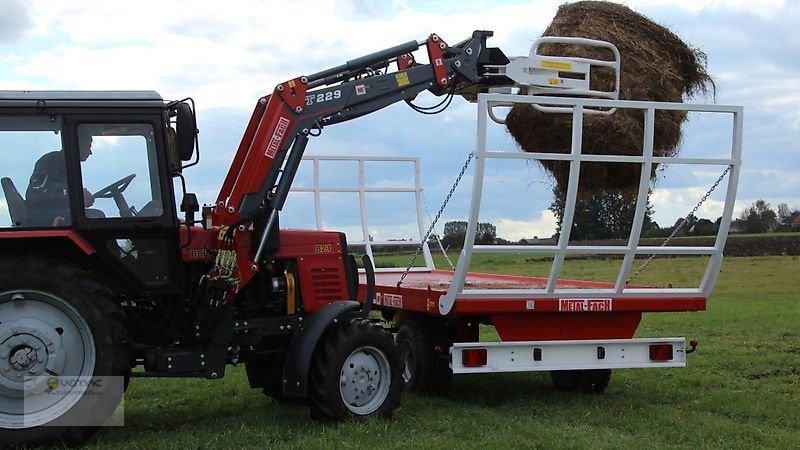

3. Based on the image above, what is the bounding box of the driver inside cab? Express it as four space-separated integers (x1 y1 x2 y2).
26 127 102 226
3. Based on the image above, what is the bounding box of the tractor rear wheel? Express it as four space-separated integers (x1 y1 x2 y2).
0 256 129 447
550 369 612 394
308 319 402 421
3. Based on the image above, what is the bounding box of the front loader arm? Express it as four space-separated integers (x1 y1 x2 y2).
214 30 501 226
210 30 509 290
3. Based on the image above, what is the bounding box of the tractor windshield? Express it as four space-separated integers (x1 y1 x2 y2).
77 123 163 220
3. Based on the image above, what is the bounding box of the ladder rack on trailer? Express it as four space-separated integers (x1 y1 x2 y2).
287 92 742 388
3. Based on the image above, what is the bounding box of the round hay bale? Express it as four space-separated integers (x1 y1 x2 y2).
505 1 714 196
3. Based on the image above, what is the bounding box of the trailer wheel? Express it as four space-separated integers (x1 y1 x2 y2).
550 369 612 394
308 319 402 420
0 256 129 446
262 376 286 402
396 318 452 394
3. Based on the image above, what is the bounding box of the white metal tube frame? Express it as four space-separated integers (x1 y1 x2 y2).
292 155 435 272
438 93 743 315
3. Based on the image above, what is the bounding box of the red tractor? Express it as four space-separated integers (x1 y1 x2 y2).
0 31 513 446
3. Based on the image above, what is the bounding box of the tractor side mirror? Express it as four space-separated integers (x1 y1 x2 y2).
166 126 181 173
175 102 197 162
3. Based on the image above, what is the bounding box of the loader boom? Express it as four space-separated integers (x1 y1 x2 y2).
209 30 510 289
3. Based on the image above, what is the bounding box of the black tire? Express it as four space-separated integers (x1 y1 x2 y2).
262 375 303 405
245 356 291 403
308 319 402 421
550 369 612 394
396 318 452 394
0 255 129 447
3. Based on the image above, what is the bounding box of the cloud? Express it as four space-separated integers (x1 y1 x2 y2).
789 110 800 131
2 0 796 238
0 198 8 226
650 188 727 225
739 169 800 197
0 0 34 43
625 0 789 18
7 0 560 107
496 211 558 241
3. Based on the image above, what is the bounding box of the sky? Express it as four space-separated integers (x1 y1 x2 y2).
1 0 798 242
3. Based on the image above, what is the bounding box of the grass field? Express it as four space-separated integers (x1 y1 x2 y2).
71 255 799 449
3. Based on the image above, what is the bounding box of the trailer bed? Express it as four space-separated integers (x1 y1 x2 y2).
360 269 706 316
292 92 741 376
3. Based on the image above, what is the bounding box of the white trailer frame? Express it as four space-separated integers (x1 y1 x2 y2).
290 93 743 373
439 93 743 314
290 155 435 272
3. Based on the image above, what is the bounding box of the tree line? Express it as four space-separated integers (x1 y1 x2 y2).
435 197 799 248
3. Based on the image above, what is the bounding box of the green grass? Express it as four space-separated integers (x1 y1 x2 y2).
71 256 800 449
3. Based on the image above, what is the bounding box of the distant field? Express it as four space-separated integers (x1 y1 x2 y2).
75 255 798 449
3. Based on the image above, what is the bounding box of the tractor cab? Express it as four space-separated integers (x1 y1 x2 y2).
0 91 194 293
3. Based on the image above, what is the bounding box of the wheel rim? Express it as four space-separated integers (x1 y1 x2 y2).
338 345 392 415
0 290 96 429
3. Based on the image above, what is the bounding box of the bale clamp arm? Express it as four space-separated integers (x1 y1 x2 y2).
482 37 622 123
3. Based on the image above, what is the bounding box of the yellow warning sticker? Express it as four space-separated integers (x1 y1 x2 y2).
218 225 235 240
288 80 296 88
395 72 410 87
541 60 573 71
549 78 561 86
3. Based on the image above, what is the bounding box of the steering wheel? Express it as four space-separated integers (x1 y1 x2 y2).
92 173 136 217
93 173 136 199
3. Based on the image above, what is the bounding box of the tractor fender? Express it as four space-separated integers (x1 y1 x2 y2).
282 300 361 398
0 230 96 255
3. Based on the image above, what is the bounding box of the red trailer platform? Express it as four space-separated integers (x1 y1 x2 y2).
292 91 742 393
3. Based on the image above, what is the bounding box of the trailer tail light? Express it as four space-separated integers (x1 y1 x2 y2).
461 348 487 367
649 344 674 361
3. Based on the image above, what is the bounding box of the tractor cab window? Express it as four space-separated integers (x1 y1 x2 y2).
78 123 163 219
0 115 68 228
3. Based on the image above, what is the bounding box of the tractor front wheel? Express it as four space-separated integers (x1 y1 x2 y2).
308 319 402 420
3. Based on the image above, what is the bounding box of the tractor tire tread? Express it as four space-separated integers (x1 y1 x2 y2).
397 317 452 395
308 319 402 421
0 254 129 447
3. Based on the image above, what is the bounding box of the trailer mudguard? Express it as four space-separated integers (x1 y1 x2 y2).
282 300 361 398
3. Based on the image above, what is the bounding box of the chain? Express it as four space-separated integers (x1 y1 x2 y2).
627 165 732 284
398 152 474 286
